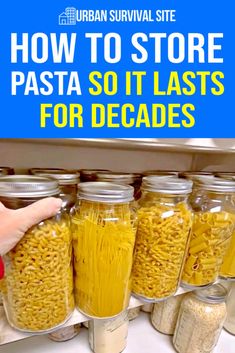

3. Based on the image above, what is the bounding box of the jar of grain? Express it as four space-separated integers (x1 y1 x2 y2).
181 177 235 288
131 176 193 301
173 284 227 353
224 283 235 335
48 324 80 342
72 182 136 319
96 171 142 200
88 311 129 353
0 176 74 332
151 294 186 335
30 168 79 212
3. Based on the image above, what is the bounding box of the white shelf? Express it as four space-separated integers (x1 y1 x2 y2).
0 313 234 353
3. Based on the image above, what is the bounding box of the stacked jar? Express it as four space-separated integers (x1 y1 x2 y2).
29 168 79 212
131 176 193 301
72 182 137 318
96 171 142 200
0 176 74 332
173 284 227 353
181 177 235 288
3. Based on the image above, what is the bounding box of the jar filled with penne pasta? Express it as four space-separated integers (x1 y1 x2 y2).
72 182 137 319
0 176 74 332
181 177 235 288
29 168 79 212
131 176 193 301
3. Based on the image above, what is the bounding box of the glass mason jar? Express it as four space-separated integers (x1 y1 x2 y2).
0 176 74 332
72 182 137 319
48 324 80 342
131 176 193 301
224 283 235 335
88 311 129 353
79 169 110 182
181 177 235 288
30 168 79 212
151 294 186 335
96 171 142 200
173 284 227 353
0 166 14 175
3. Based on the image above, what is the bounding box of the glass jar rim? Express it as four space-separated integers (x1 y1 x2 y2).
141 176 192 194
78 182 134 203
0 175 60 197
96 171 142 185
193 284 227 304
196 176 235 192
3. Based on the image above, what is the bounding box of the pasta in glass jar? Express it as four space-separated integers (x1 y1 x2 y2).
131 176 193 301
0 176 74 332
72 182 136 319
182 177 235 288
30 168 79 212
173 284 227 353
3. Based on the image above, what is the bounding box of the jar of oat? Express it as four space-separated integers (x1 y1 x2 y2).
181 177 235 288
0 176 74 332
151 294 186 335
88 311 129 353
173 284 227 353
224 283 235 335
48 324 80 342
131 176 193 301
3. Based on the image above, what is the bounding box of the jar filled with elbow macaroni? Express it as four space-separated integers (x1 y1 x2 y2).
88 311 129 353
96 172 142 200
0 167 14 175
131 176 193 302
173 284 227 353
151 294 186 335
30 168 79 212
181 177 235 289
224 283 235 335
0 176 74 332
72 182 136 319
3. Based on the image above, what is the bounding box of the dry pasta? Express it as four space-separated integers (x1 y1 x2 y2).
220 229 235 279
182 211 235 286
72 200 136 318
3 215 74 332
131 202 192 300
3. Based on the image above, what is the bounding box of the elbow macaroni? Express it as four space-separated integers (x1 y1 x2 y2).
72 201 136 318
3 214 74 332
182 211 235 286
131 202 192 300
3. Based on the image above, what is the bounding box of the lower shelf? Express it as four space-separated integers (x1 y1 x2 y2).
0 313 234 353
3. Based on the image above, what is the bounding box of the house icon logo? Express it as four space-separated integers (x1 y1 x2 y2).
59 7 77 25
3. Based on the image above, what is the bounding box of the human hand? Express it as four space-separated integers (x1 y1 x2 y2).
0 197 62 256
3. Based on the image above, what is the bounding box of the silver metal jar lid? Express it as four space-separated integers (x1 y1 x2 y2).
142 176 192 194
78 182 134 203
194 284 227 304
196 176 235 192
96 172 142 185
32 169 79 185
0 176 60 198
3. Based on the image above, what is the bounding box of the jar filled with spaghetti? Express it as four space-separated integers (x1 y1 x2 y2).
96 171 142 200
151 294 186 335
182 177 235 288
0 176 74 332
173 284 227 353
30 168 79 212
72 182 136 319
131 176 193 301
224 283 235 335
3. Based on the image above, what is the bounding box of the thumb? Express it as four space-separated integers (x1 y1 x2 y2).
14 197 63 232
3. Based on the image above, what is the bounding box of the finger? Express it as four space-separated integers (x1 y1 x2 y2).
14 197 63 232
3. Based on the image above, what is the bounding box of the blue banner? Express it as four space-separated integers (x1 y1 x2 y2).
0 0 233 137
